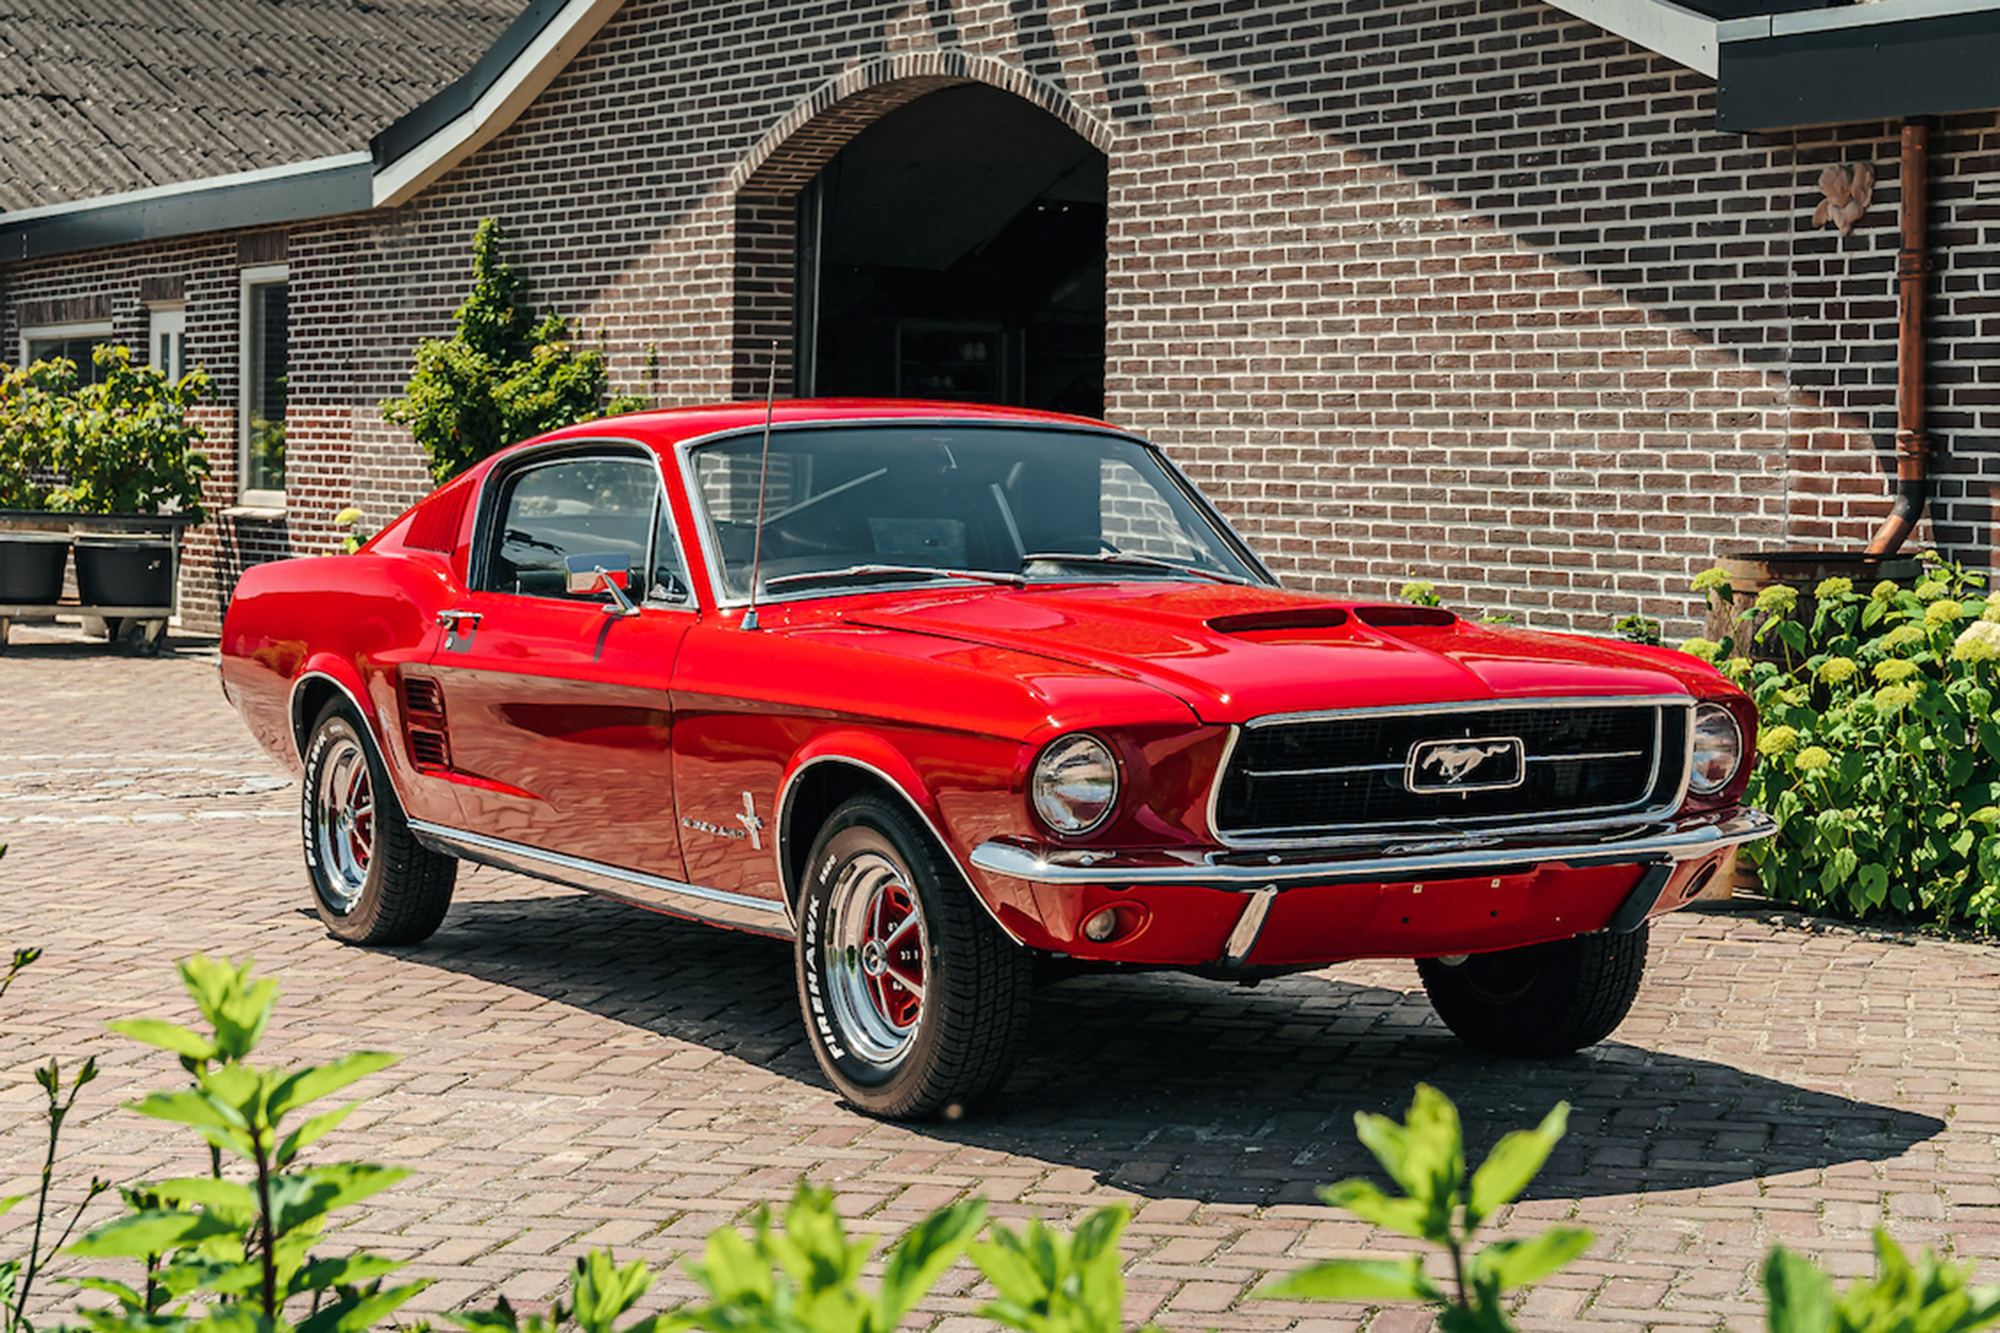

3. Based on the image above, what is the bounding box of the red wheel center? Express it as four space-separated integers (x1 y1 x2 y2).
865 886 924 1029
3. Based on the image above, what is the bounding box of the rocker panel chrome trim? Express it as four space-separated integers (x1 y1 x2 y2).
409 820 793 938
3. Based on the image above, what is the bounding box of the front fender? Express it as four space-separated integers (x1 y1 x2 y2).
775 733 1041 945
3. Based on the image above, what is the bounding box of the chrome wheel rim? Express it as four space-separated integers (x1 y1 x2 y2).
824 851 928 1067
313 734 374 912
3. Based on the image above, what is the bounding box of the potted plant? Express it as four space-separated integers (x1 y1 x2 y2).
45 346 212 609
0 360 72 605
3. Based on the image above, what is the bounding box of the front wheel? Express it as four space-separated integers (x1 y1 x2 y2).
302 699 457 945
1416 924 1649 1057
795 794 1031 1119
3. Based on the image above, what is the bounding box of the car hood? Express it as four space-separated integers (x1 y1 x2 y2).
846 582 1709 724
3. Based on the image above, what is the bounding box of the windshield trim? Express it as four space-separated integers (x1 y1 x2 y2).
670 416 1278 611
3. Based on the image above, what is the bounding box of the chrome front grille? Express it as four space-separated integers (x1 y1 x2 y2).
1212 700 1688 842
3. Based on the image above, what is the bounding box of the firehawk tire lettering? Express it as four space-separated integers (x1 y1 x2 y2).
302 700 458 946
794 794 1031 1118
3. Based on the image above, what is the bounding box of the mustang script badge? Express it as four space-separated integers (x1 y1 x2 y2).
1405 736 1526 793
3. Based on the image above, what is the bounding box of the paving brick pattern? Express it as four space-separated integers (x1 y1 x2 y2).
4 625 1998 1332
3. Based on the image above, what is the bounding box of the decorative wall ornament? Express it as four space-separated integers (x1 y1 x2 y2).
1812 162 1875 236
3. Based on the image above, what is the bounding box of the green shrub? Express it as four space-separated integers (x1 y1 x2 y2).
381 220 646 484
0 351 210 521
1686 557 2000 929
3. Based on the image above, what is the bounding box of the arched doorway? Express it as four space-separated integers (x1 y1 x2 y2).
731 72 1108 415
799 84 1106 415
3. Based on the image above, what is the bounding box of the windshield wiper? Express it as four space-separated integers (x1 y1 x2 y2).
1020 551 1248 585
762 564 1026 592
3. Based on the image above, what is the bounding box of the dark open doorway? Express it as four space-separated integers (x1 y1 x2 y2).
796 84 1107 417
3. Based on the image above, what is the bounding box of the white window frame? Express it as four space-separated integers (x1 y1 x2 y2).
239 264 289 508
148 303 186 382
20 319 115 373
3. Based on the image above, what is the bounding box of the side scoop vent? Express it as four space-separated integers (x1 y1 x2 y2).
400 675 450 771
402 675 444 716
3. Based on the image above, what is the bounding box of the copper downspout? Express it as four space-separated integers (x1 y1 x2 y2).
1866 120 1931 556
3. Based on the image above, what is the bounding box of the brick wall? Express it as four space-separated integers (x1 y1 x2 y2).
5 0 1994 640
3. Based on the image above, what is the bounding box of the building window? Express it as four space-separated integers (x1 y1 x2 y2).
240 265 288 505
21 321 115 383
149 305 186 382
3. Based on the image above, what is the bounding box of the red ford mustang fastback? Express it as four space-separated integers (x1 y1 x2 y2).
221 401 1773 1117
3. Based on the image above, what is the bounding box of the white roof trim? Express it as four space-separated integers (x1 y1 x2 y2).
2 152 372 225
371 0 625 209
1719 0 2000 40
1542 0 1719 76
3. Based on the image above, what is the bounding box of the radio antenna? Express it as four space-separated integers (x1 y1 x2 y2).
742 342 779 631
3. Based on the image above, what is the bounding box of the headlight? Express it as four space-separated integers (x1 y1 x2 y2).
1689 702 1744 796
1031 734 1120 835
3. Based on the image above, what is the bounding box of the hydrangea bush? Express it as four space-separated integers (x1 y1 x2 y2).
1683 556 2000 929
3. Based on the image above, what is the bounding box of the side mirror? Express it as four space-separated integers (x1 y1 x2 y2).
564 554 630 595
564 553 639 616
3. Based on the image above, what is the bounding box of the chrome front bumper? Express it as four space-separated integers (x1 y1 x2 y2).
969 808 1776 888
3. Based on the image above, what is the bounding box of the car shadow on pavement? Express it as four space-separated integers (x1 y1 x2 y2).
415 890 1943 1208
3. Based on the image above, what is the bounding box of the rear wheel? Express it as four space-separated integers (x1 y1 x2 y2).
1417 924 1649 1056
795 794 1031 1118
302 699 456 945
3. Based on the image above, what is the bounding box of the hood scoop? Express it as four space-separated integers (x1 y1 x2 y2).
1352 604 1457 629
1206 606 1350 636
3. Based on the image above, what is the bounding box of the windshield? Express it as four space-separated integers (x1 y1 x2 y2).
686 424 1266 600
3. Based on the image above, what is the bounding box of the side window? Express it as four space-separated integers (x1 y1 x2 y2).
647 497 693 604
483 457 658 598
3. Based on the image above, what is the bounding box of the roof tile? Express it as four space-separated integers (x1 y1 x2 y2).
0 0 528 211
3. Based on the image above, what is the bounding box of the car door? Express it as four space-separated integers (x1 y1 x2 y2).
422 447 697 880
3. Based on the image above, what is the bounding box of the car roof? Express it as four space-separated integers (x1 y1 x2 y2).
527 398 1123 450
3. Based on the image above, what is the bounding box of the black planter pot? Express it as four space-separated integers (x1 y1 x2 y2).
0 533 70 603
73 537 174 607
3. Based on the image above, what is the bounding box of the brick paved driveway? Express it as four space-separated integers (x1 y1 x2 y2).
4 624 1997 1332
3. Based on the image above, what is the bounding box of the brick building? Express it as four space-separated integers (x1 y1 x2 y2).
5 0 1997 636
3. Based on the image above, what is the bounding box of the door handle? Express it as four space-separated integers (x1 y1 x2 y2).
436 609 483 630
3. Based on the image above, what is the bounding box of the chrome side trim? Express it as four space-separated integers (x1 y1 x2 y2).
970 808 1777 888
409 820 792 938
1222 886 1278 964
774 753 1029 946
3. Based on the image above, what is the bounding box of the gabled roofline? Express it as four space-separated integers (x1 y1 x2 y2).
370 0 625 208
0 0 621 263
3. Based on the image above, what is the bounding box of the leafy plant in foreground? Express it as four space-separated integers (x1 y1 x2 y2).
1258 1084 1589 1332
2 940 111 1333
1765 1230 2000 1333
657 1181 984 1333
971 1205 1151 1333
452 1250 662 1333
63 955 426 1333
